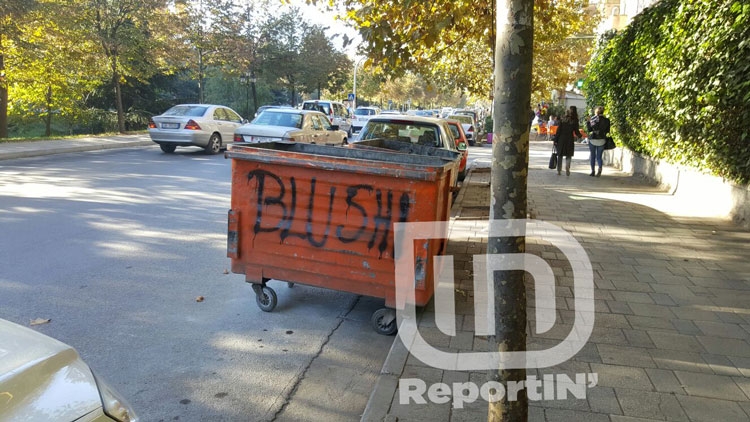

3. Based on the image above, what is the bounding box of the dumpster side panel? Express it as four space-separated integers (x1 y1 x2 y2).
228 145 452 307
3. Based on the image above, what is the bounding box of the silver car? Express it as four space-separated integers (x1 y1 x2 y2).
0 318 138 421
148 104 245 154
233 109 348 146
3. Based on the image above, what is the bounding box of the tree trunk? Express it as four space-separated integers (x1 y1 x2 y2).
0 47 7 139
113 70 125 133
45 85 52 137
488 0 533 421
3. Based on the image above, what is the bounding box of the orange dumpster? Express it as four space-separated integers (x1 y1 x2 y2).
225 142 456 334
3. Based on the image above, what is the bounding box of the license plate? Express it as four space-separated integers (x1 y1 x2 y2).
161 123 179 129
251 136 275 143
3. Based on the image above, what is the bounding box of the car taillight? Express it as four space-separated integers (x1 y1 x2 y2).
234 134 243 142
468 126 474 132
184 119 201 130
148 120 156 129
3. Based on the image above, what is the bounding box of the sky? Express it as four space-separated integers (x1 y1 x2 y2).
294 1 362 59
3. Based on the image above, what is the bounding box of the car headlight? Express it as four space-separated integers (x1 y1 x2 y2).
93 372 139 422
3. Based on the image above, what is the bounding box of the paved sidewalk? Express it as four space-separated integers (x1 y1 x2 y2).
0 134 153 161
363 140 750 421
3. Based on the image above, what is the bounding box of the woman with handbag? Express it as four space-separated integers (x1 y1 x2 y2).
585 106 611 177
553 106 582 176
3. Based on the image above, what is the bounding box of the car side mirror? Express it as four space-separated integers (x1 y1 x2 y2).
457 142 467 151
329 125 340 131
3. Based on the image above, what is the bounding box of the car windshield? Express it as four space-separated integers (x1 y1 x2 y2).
164 105 208 117
449 115 473 125
360 121 442 148
252 111 303 129
354 108 376 116
414 110 433 117
303 102 331 115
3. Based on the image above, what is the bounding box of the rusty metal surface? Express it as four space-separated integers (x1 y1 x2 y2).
227 142 454 307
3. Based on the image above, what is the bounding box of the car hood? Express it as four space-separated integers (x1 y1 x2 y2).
236 124 295 137
0 319 102 421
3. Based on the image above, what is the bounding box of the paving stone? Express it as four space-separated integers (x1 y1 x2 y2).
626 315 675 331
732 376 750 401
645 368 686 394
649 292 678 306
622 329 656 348
542 408 610 422
648 331 704 352
607 300 635 315
628 303 677 319
610 416 676 422
727 356 750 377
694 320 749 340
648 349 712 373
696 336 750 358
614 388 688 421
700 354 744 377
674 371 748 401
676 395 749 422
597 344 656 368
612 280 655 293
586 386 622 415
670 319 702 335
670 306 721 322
611 291 656 305
589 363 653 390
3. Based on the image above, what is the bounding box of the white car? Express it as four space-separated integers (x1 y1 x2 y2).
148 104 245 154
301 100 353 139
351 106 381 133
0 318 138 421
233 109 348 146
447 114 477 146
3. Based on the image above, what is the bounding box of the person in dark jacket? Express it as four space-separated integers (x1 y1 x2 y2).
585 106 611 177
553 106 582 176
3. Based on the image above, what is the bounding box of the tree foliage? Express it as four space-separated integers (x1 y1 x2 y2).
2 1 355 137
586 0 750 184
330 0 596 103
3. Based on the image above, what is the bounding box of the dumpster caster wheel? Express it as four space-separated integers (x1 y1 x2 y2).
371 308 397 335
254 286 277 312
287 282 295 288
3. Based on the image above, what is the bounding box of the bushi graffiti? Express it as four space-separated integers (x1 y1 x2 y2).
245 169 411 257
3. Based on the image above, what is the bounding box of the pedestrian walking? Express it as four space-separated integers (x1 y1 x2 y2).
585 106 611 177
553 106 582 176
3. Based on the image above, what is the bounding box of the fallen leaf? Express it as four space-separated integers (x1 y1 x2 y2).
30 318 51 326
195 296 205 302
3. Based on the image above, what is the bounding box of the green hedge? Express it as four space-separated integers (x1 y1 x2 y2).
585 0 750 184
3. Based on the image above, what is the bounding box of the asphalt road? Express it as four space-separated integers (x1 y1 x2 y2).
0 145 393 421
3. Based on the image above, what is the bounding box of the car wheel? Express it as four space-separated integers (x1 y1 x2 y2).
347 127 353 140
458 169 466 181
205 133 222 154
160 144 177 153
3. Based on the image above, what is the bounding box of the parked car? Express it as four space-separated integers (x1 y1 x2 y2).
301 100 353 139
354 115 460 186
233 108 347 146
447 114 477 146
0 318 139 421
380 110 402 115
446 119 470 181
351 106 381 133
148 104 245 154
453 109 483 139
254 104 293 117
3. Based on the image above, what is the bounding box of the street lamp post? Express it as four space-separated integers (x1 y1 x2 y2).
239 72 257 119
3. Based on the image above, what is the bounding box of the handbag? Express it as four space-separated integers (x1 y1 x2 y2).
604 136 616 150
548 145 558 169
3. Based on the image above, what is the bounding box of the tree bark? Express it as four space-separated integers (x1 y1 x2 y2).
488 0 533 421
0 43 7 138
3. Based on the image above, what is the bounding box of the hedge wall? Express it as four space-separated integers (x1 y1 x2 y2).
585 0 750 184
